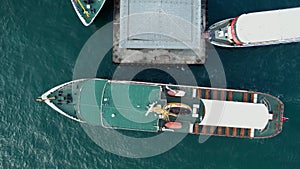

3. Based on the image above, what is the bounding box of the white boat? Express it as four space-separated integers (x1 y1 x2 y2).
208 7 300 47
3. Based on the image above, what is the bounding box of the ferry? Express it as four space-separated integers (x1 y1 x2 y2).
71 0 106 26
208 7 300 47
37 79 286 139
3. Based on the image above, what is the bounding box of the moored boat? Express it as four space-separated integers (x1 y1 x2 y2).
71 0 106 26
37 79 286 139
208 7 300 47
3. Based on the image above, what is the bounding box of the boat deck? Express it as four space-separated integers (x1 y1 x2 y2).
189 87 283 138
101 82 163 131
72 0 106 25
47 79 284 138
236 7 300 44
208 18 233 47
48 80 87 121
77 79 106 125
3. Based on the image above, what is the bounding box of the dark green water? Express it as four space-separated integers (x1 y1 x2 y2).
1 0 300 168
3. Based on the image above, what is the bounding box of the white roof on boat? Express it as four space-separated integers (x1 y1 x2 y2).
200 99 269 130
235 7 300 43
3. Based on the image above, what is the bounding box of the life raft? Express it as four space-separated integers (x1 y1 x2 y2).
164 122 182 129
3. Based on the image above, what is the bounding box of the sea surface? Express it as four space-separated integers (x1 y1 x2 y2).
1 0 300 168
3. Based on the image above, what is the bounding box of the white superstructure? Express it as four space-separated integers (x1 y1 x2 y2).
200 99 270 130
235 7 300 43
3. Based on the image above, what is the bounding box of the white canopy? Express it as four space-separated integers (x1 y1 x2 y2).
200 99 269 130
235 7 300 43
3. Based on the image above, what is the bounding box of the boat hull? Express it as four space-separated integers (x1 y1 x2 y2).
39 79 285 139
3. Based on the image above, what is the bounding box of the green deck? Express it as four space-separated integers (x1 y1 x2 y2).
78 79 107 125
100 82 162 131
73 0 106 24
77 80 164 131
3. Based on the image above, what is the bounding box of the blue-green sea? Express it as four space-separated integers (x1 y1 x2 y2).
1 0 300 168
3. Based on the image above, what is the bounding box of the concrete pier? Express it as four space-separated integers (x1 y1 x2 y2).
113 0 208 64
